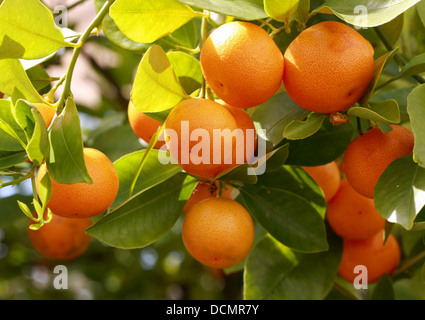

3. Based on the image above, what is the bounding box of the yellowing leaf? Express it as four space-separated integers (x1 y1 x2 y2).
110 0 200 44
132 45 187 113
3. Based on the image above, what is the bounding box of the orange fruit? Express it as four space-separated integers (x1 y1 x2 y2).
283 21 374 113
338 231 401 284
33 103 56 127
183 180 233 213
127 100 165 149
36 148 119 218
326 179 386 240
164 98 238 175
302 161 341 202
182 197 255 268
343 125 414 198
28 213 92 261
200 21 284 108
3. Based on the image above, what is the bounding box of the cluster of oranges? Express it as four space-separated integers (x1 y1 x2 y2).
29 146 119 261
126 18 415 279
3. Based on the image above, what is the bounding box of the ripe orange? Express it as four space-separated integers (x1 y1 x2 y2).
28 213 92 261
33 103 56 127
164 98 238 175
283 21 374 113
326 179 386 240
182 197 255 269
36 148 119 218
183 180 233 213
302 161 341 202
338 231 401 284
343 125 414 198
200 21 284 108
127 100 165 149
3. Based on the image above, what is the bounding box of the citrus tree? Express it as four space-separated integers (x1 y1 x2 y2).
1 0 425 300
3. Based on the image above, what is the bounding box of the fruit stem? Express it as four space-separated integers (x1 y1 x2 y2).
54 0 115 113
199 11 210 100
392 250 425 277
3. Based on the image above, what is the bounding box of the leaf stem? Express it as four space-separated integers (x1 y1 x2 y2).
54 0 115 113
199 11 210 100
393 249 425 277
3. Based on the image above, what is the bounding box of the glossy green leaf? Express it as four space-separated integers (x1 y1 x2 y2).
370 274 396 300
216 163 258 184
167 51 203 95
293 0 310 26
359 49 398 104
26 107 49 166
264 0 299 25
112 149 182 208
285 121 355 166
178 0 268 20
244 234 301 299
0 0 67 59
240 166 327 252
244 230 342 299
283 113 326 140
348 99 401 124
375 154 425 230
47 99 92 184
0 150 27 169
110 0 199 44
0 99 27 151
26 65 52 92
248 92 310 150
87 173 197 249
407 84 425 167
314 0 421 28
131 45 187 113
0 59 43 103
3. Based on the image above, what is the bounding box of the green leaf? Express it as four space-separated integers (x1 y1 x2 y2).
244 234 301 299
244 231 342 299
0 99 27 151
112 149 182 208
358 49 398 104
37 172 52 212
26 65 52 92
375 154 425 230
26 107 49 166
0 150 27 169
348 99 401 124
0 0 67 59
47 99 92 184
370 274 396 300
285 121 355 166
264 143 290 172
293 0 310 26
110 0 199 44
313 0 421 28
0 59 44 103
131 45 187 114
283 113 327 140
87 173 197 249
407 84 425 167
248 92 310 149
216 163 258 184
167 51 203 95
264 0 299 25
239 166 327 253
178 0 268 20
